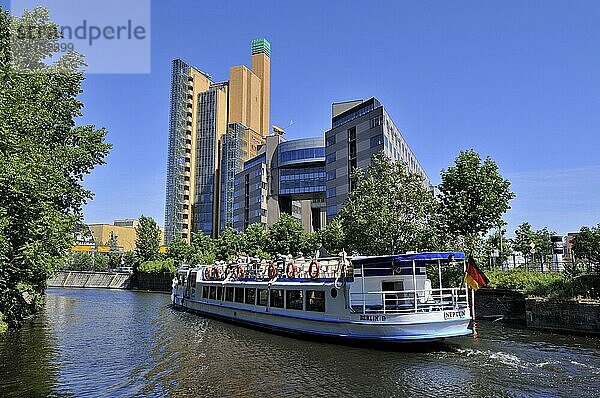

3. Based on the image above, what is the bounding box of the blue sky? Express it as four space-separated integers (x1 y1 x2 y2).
4 1 600 236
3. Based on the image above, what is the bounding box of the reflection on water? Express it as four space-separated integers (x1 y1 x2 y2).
1 288 599 397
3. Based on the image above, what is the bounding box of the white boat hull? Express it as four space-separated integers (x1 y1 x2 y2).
172 293 472 343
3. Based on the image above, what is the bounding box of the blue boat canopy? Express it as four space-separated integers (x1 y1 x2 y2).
351 252 466 267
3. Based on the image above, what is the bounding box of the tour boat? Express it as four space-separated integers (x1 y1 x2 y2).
171 251 473 343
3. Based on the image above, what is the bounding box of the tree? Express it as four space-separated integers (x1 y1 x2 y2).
134 216 161 262
243 223 269 258
318 218 345 255
438 150 515 246
512 222 555 261
166 236 192 265
338 154 439 255
571 225 600 263
265 214 306 256
0 7 111 329
215 228 244 261
190 232 216 265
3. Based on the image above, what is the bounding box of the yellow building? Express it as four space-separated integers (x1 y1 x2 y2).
165 38 271 243
87 220 164 252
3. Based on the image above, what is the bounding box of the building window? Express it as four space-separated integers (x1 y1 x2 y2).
306 290 325 312
327 205 337 216
326 187 336 199
326 152 336 164
370 115 382 129
270 289 284 308
370 134 384 148
257 289 268 306
348 127 356 141
326 170 336 181
326 134 336 147
286 290 304 310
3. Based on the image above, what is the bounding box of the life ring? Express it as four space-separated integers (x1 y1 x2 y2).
268 262 278 279
204 267 211 280
213 267 220 280
286 261 297 279
236 265 245 279
309 259 320 279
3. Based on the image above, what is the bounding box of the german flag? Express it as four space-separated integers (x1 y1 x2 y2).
464 255 489 291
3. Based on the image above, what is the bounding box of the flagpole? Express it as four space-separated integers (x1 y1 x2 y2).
471 288 476 322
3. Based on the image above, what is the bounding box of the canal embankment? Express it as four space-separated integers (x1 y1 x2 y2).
48 271 130 289
48 271 173 292
475 288 600 335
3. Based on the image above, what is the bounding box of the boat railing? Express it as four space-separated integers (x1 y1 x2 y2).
349 287 469 315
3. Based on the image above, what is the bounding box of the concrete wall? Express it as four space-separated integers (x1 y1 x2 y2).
48 271 130 289
526 298 600 335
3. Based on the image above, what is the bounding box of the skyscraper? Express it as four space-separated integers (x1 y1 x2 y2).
165 39 271 244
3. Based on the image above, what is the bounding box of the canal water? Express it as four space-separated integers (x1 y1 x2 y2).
1 288 598 397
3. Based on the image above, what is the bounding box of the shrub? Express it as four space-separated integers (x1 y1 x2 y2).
487 269 573 297
138 259 176 275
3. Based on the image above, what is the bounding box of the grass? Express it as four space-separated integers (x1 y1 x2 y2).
486 269 573 298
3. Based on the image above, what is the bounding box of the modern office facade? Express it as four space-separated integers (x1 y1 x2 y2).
165 39 271 243
324 98 429 222
229 97 428 233
232 135 326 233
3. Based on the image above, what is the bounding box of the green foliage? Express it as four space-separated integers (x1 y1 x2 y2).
0 7 110 328
317 218 345 255
265 214 306 256
512 222 555 260
487 269 573 297
438 150 514 245
122 251 137 268
138 259 176 275
190 232 217 265
106 232 119 251
134 216 161 262
166 236 192 265
215 228 245 261
244 223 267 257
571 224 600 262
338 153 439 255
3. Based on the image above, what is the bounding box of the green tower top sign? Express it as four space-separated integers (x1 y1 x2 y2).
251 38 271 57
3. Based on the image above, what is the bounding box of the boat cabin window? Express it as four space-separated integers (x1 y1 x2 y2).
285 290 303 310
306 290 325 312
225 287 234 301
202 286 209 299
257 289 268 306
270 289 284 308
234 288 244 303
245 288 256 305
216 286 223 301
382 281 404 307
188 272 197 288
209 286 217 300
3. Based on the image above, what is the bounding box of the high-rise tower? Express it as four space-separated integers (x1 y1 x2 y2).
165 39 271 244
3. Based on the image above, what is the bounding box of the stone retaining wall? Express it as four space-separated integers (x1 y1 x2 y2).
526 298 600 335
